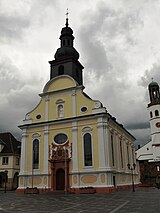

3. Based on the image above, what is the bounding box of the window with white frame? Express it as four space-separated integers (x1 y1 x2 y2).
120 140 123 168
83 133 93 166
2 157 8 165
132 145 135 164
111 135 115 167
127 144 130 165
33 139 39 169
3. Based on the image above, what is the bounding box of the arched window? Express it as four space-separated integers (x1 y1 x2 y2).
84 133 92 166
155 110 159 116
111 135 114 166
120 140 123 168
150 111 153 118
127 145 130 165
33 139 39 169
58 104 64 118
58 65 64 75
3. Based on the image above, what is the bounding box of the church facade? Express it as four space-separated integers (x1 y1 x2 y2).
17 18 139 193
136 81 160 185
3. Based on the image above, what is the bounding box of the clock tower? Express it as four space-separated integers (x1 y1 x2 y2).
148 80 160 159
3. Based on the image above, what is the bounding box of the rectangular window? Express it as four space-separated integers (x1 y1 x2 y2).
132 146 135 164
84 133 92 166
2 157 8 165
33 139 39 169
120 140 123 168
127 145 130 165
111 135 114 166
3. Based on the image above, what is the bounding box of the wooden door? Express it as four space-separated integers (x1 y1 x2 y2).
56 168 65 190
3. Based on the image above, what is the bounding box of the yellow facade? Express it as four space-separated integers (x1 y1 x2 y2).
17 19 139 193
17 75 139 193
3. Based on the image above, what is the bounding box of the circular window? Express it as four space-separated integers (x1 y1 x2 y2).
36 114 41 120
81 106 87 113
54 133 68 145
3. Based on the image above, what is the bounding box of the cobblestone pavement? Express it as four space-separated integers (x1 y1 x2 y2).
0 187 160 213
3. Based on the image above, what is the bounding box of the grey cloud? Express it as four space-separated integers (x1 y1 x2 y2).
0 15 30 42
0 57 43 137
79 2 143 81
125 122 150 130
0 58 24 93
130 128 151 148
138 63 160 103
139 63 160 88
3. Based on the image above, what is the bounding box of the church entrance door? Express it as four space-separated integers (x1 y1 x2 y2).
56 168 65 190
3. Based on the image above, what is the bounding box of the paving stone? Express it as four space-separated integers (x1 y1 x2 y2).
0 187 160 212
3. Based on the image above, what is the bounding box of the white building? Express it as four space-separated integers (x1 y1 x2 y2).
136 81 160 184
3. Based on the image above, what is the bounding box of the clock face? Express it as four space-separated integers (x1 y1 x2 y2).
156 122 160 128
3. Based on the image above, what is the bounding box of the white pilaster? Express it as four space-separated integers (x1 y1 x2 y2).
105 126 111 169
97 118 107 170
72 121 78 172
72 90 76 117
45 95 49 121
115 132 121 171
19 128 27 175
44 126 49 174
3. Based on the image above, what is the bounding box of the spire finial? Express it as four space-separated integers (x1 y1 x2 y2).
152 77 154 82
65 8 69 27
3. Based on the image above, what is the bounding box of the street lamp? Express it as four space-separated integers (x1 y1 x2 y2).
4 170 8 193
127 163 136 192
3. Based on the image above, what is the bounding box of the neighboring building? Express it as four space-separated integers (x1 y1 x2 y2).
136 81 160 185
0 132 21 190
17 18 139 194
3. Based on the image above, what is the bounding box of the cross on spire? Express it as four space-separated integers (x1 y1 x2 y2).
66 8 69 19
65 8 69 27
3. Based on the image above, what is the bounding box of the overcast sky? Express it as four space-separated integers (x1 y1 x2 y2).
1 0 160 147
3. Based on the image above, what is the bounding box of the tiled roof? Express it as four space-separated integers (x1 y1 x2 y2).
0 132 21 155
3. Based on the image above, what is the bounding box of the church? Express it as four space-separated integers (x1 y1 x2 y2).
136 81 160 186
17 17 139 193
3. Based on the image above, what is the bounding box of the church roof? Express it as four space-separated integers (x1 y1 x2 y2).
0 132 21 155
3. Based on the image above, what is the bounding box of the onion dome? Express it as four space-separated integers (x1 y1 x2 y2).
54 18 79 60
148 79 160 106
149 81 159 88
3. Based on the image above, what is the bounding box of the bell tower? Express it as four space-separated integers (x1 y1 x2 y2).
148 80 160 159
49 15 84 85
